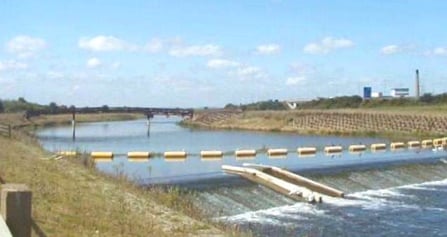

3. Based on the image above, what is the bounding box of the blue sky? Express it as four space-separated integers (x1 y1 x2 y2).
1 0 447 107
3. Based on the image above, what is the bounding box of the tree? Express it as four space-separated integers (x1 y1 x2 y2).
101 105 109 112
224 103 239 109
420 93 434 103
0 100 4 113
49 102 58 114
18 97 27 103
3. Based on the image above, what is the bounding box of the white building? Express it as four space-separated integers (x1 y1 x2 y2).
391 88 409 97
372 92 383 98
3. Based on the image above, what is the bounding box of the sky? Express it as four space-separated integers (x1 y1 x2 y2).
1 0 447 108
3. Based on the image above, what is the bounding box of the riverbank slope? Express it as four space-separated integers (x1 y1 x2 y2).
184 108 447 140
0 113 227 236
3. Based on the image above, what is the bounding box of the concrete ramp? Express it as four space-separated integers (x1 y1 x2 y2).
222 164 345 203
222 165 321 203
244 163 344 198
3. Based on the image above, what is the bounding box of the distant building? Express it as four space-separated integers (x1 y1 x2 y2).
391 88 409 97
371 92 383 98
363 87 372 100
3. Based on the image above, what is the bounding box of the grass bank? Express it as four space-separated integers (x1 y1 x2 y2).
184 108 447 141
0 113 238 237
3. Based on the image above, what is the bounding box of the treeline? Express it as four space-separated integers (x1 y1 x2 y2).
0 97 47 113
0 97 78 114
225 99 286 111
224 93 447 111
299 93 447 109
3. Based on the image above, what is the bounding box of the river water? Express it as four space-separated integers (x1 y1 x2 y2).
36 117 447 237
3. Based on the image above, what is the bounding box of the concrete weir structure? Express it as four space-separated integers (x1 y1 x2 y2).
223 164 345 203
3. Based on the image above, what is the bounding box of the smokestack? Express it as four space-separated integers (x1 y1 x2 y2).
415 69 420 100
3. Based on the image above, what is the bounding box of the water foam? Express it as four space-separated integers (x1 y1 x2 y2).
325 178 447 210
217 202 326 225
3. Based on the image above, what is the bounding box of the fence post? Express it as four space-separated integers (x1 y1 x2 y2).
8 125 11 138
0 184 32 237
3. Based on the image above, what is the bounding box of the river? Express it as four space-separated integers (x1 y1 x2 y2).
36 117 447 237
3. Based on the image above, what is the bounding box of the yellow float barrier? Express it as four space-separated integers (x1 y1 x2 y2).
348 145 366 153
164 151 187 159
407 141 421 149
127 152 150 162
324 146 343 154
390 142 405 150
200 150 223 160
235 149 256 159
421 139 433 148
267 148 288 156
371 143 387 152
91 152 114 159
297 147 317 157
127 152 150 159
56 151 77 157
433 138 443 147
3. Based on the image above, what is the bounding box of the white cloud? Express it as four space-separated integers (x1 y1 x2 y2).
256 44 281 55
169 44 222 57
0 60 28 72
78 36 135 52
432 47 447 56
303 37 354 54
380 45 402 55
86 57 102 68
233 66 266 80
207 59 240 69
286 76 307 85
144 38 163 53
6 35 47 58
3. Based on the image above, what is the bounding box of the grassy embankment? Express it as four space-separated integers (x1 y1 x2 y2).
185 106 447 141
0 113 236 237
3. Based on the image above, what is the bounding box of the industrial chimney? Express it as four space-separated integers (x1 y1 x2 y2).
415 69 420 100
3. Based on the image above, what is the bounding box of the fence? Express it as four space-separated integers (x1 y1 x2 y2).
0 123 11 138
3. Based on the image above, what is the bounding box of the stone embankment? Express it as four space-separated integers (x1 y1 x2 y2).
186 109 447 138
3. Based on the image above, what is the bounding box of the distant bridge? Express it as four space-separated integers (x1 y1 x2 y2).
25 106 194 119
25 106 194 140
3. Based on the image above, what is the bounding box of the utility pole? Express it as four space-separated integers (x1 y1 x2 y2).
415 69 420 100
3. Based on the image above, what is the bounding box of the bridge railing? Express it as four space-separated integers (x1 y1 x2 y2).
25 107 194 118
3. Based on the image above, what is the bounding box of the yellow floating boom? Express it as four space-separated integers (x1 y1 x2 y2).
91 152 113 159
127 151 150 159
348 144 366 152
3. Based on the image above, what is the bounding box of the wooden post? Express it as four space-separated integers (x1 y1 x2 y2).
146 113 152 137
72 110 76 141
1 184 32 237
8 125 11 139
